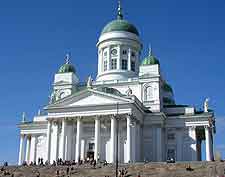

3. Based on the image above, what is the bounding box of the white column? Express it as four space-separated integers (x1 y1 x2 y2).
25 135 31 163
54 122 59 161
156 128 162 161
110 116 116 163
126 115 131 163
33 136 38 163
75 118 82 162
117 45 121 69
18 134 25 165
46 121 52 161
128 48 131 71
107 46 111 70
94 117 100 161
80 139 86 160
205 126 213 161
60 119 66 160
189 126 197 161
132 121 136 162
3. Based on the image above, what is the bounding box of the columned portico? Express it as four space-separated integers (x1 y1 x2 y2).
75 118 82 162
18 134 25 165
94 116 100 161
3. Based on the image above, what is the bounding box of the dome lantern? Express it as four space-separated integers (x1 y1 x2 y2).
141 45 160 66
58 53 76 74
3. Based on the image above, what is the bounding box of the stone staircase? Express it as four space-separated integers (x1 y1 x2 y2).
0 162 225 177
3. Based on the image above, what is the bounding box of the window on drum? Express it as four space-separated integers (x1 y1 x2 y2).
111 58 117 70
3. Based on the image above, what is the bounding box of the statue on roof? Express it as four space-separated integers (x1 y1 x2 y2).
87 75 93 88
204 98 210 112
22 112 26 122
126 86 133 96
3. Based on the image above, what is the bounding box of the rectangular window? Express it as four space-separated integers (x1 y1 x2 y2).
104 51 107 57
103 60 107 71
111 58 117 70
131 51 136 57
131 61 135 72
122 59 128 70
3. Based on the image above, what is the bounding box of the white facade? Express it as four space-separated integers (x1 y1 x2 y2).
18 4 216 165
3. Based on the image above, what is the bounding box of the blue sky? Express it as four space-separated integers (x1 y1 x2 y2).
0 0 225 164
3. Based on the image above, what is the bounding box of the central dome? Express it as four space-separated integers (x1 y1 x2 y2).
101 1 139 36
101 19 139 36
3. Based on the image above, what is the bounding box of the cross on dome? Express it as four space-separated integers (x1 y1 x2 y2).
65 53 71 64
149 44 153 56
117 0 123 20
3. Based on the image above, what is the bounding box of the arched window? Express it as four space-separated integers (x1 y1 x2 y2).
144 86 153 101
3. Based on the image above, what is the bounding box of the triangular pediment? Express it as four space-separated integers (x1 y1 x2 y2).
47 89 133 109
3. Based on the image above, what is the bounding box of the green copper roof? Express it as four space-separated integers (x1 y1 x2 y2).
162 83 173 93
163 97 175 105
58 54 76 74
101 19 139 36
58 64 76 74
101 1 139 36
141 47 160 66
141 55 160 65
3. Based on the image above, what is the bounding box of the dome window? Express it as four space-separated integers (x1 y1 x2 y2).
131 61 135 72
122 59 128 70
111 49 118 56
103 60 108 71
111 58 117 70
122 50 127 55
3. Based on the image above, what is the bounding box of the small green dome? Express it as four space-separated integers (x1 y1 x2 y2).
101 19 139 36
163 83 173 93
58 64 76 73
142 55 160 65
58 54 76 74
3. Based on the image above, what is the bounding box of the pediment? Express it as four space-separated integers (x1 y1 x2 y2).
47 89 132 109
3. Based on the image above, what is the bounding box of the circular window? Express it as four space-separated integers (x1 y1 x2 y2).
111 49 118 56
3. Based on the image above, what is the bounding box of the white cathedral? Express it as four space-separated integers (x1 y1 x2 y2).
18 2 215 165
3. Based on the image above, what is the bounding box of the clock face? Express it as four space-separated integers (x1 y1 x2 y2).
111 49 118 56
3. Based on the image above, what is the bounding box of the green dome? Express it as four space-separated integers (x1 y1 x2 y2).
58 64 76 74
141 55 160 65
101 19 139 36
162 83 173 93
